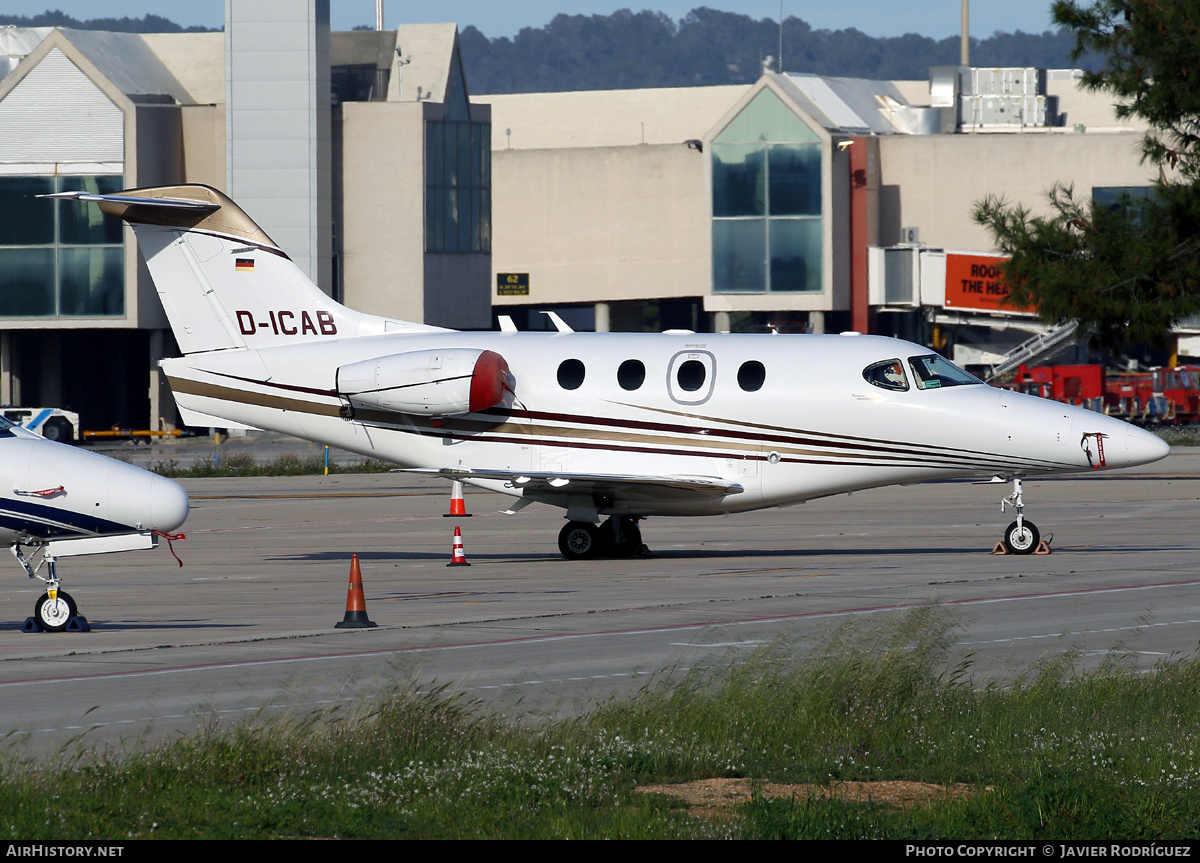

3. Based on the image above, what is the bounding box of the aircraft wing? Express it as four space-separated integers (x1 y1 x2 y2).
400 467 744 503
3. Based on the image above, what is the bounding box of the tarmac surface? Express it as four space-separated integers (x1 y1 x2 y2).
2 437 1199 760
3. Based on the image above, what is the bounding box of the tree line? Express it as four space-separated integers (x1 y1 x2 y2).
458 8 1092 94
1 7 1092 94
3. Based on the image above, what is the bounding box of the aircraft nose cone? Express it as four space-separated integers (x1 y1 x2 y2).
149 476 190 532
1123 425 1170 468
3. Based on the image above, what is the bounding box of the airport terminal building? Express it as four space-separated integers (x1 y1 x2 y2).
0 4 1182 431
484 67 1173 367
0 8 492 432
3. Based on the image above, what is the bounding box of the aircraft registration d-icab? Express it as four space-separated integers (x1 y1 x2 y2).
49 184 1169 560
0 419 189 630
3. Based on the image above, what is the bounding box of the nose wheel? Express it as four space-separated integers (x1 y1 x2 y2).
999 477 1042 555
34 590 77 632
1003 519 1040 555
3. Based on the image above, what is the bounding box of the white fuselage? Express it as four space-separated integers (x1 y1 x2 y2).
160 331 1168 517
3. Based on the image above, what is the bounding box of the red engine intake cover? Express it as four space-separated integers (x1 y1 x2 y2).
469 350 510 413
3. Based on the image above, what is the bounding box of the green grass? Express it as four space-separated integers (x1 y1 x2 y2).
1155 425 1200 447
4 608 1200 838
150 452 395 478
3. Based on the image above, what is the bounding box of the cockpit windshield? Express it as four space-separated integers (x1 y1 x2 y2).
907 355 982 390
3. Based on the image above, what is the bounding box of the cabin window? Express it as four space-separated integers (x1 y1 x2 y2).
557 358 585 390
907 355 981 390
666 350 716 405
617 359 645 391
737 360 766 391
863 359 909 392
676 360 707 392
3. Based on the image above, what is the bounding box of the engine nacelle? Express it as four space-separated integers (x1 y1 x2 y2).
336 348 510 417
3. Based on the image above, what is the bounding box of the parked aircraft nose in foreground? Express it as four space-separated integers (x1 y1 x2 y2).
50 184 1171 561
0 417 189 631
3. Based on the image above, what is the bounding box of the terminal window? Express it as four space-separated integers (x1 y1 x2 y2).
426 121 491 254
712 88 823 294
0 175 124 317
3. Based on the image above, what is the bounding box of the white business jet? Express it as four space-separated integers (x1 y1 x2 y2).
0 417 189 630
47 184 1169 560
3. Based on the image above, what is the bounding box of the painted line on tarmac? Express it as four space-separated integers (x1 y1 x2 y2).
1 576 1199 691
957 618 1200 646
190 514 464 533
188 509 507 534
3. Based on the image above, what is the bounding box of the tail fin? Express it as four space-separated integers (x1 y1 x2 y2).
46 184 445 354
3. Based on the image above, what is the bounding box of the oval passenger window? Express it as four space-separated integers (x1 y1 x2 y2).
737 360 766 392
617 359 645 391
677 360 706 392
557 358 585 390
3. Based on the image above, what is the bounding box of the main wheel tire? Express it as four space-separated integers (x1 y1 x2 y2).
605 517 643 558
558 521 600 560
40 417 72 444
34 590 77 632
1003 520 1040 555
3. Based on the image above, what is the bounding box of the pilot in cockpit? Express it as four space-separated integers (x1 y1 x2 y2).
882 362 905 388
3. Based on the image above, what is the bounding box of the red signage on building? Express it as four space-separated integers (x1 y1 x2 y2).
943 253 1034 314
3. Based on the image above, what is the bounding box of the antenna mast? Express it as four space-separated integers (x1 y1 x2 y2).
961 0 969 65
778 1 784 73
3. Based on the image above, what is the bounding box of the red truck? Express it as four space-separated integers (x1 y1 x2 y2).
1012 364 1200 424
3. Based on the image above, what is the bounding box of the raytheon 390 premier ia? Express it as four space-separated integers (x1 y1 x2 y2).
0 419 189 630
49 184 1169 560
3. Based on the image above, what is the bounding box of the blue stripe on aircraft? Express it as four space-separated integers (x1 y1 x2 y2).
0 497 135 538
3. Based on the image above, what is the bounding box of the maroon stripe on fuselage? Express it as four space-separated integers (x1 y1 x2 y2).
407 427 1071 473
201 369 339 398
479 405 1068 469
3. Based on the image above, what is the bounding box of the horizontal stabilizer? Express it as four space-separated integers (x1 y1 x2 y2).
57 183 445 358
400 467 743 503
41 183 279 248
39 191 219 212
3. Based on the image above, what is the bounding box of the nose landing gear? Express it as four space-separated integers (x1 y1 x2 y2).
11 544 90 632
998 477 1047 555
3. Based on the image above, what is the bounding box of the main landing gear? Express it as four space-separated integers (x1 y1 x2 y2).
11 544 89 632
999 477 1040 555
558 516 645 560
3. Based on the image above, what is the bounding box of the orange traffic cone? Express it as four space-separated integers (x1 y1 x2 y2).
335 553 377 628
447 526 471 566
444 480 471 517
